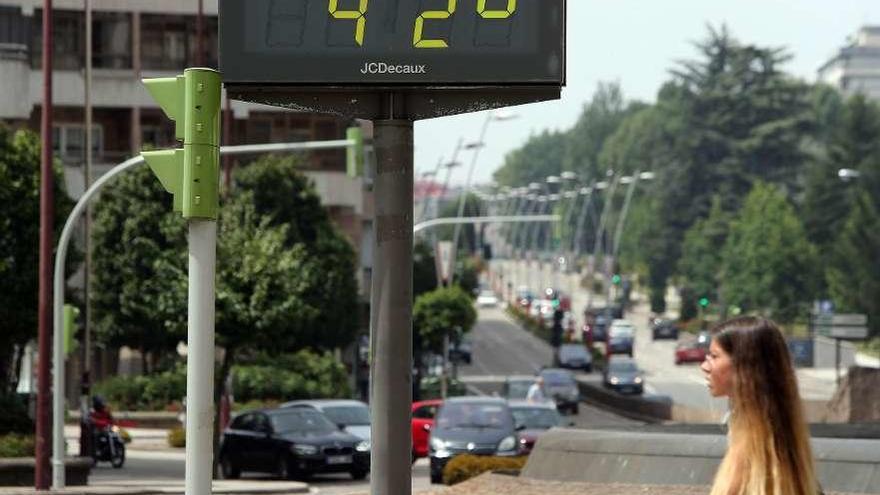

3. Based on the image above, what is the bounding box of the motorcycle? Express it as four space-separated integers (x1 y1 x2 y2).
92 425 126 468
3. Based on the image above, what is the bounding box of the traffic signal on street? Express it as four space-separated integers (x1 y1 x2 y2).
612 274 622 285
346 126 364 178
699 297 710 308
141 69 222 219
63 304 80 357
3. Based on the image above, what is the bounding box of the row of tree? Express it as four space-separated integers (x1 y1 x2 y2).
493 26 880 334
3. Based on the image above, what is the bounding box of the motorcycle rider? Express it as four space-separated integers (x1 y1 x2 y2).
90 396 114 447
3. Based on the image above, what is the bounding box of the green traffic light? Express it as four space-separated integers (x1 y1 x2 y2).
699 297 710 307
612 274 621 285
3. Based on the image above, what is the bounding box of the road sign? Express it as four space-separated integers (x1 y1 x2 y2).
812 313 869 340
220 0 565 86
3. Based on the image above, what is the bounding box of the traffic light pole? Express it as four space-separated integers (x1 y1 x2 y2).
370 119 413 495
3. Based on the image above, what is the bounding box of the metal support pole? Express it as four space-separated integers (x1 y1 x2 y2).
370 120 413 495
586 177 620 309
185 220 216 495
38 0 54 489
80 0 94 460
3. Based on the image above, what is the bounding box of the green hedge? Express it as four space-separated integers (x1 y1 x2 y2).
0 394 33 435
419 376 467 400
506 306 551 344
94 350 351 410
0 434 35 458
442 454 527 485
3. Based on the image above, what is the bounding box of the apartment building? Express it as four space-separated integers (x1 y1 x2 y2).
818 26 880 100
1 1 374 387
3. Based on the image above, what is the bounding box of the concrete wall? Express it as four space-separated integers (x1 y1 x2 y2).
523 428 880 493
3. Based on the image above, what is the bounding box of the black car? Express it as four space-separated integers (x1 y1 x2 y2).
539 368 580 415
219 408 370 481
429 397 519 484
651 319 679 340
449 338 472 364
603 356 644 395
557 343 593 372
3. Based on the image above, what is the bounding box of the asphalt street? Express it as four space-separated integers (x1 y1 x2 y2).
459 305 643 427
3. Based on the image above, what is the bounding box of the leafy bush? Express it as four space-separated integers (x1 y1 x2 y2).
0 394 33 435
167 427 185 448
94 366 186 411
419 376 467 400
442 454 527 485
0 434 35 458
232 349 351 403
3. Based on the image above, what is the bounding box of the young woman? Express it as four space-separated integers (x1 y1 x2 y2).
701 316 820 495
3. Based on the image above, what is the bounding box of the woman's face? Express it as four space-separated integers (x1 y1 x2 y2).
701 337 734 397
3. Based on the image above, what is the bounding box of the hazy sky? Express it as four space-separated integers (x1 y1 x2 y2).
414 0 880 187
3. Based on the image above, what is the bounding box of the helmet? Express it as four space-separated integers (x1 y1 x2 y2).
92 395 106 411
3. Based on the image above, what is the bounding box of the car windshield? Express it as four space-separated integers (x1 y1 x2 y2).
505 381 533 399
610 327 634 337
559 345 588 359
321 405 371 426
270 410 338 435
511 407 563 429
437 403 513 429
609 361 639 373
542 371 575 385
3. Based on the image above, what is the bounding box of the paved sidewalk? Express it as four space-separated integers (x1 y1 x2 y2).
400 473 862 495
0 480 309 495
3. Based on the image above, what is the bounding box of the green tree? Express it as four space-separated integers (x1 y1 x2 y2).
720 182 819 322
676 197 731 320
827 192 880 338
802 93 880 253
563 82 637 178
492 130 567 187
0 127 77 393
413 286 477 355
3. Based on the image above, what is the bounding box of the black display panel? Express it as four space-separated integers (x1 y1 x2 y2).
220 0 565 85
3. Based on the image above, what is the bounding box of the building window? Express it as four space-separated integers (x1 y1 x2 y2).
93 12 131 69
0 5 28 45
141 125 176 149
31 10 84 70
141 15 189 70
53 124 103 164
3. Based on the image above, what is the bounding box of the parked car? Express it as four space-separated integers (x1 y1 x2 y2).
608 320 635 356
675 340 708 365
412 400 442 460
651 318 679 340
280 399 371 443
602 356 644 395
429 397 519 483
449 338 472 364
477 290 499 307
219 407 370 480
501 375 537 400
557 343 593 372
508 400 566 454
539 368 580 415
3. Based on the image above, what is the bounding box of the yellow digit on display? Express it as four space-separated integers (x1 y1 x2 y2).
329 0 369 46
413 0 457 49
477 0 516 19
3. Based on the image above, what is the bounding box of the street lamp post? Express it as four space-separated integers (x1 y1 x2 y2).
450 111 517 285
585 174 618 309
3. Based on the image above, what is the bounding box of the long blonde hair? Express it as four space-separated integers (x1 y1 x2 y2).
709 317 818 495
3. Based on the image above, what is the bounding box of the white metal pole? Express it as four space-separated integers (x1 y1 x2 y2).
185 220 216 495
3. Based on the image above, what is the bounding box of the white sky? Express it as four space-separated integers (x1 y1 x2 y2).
413 0 880 186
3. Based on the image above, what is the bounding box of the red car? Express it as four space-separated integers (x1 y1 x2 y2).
675 340 708 365
411 400 442 459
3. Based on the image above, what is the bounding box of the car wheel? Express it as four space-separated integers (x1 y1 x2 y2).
220 455 241 480
350 468 369 480
584 364 592 373
276 455 292 480
430 472 443 484
571 404 579 415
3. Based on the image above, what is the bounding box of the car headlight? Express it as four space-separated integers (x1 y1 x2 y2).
610 377 620 385
292 444 319 455
634 377 643 384
356 440 370 452
497 436 516 453
430 437 448 451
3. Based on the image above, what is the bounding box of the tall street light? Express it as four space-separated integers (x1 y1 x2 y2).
450 111 518 284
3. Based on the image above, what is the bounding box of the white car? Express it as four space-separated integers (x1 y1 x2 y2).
477 290 499 307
